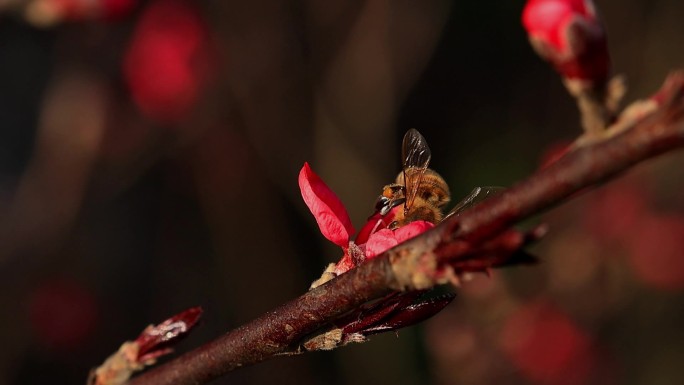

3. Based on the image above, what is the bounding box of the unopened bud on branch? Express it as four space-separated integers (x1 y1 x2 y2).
522 0 610 85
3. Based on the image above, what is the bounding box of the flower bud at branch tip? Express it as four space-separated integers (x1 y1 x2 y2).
523 0 626 140
522 0 609 84
89 307 203 385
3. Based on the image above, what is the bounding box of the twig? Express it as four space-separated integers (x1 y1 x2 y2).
127 71 684 385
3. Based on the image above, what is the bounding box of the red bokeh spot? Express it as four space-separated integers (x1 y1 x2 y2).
27 278 99 351
123 0 211 123
583 181 649 242
627 214 684 291
102 0 136 19
500 300 595 385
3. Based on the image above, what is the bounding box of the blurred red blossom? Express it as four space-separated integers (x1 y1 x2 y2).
522 0 610 82
579 178 684 291
583 180 650 242
123 0 212 123
28 278 99 351
99 0 137 19
500 300 595 385
627 215 684 291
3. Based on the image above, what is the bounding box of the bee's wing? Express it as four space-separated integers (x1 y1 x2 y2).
443 186 505 220
402 129 432 212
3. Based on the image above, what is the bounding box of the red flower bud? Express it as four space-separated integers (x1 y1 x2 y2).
89 307 202 385
299 163 355 248
134 306 203 363
522 0 610 82
339 291 454 336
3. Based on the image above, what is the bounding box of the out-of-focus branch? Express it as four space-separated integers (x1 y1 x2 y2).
0 0 135 27
127 71 684 385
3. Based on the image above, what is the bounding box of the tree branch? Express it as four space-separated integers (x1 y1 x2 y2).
127 71 684 385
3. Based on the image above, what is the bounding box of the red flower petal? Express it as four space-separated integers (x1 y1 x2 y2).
299 163 354 248
355 210 396 244
365 221 434 259
365 229 398 259
394 220 434 243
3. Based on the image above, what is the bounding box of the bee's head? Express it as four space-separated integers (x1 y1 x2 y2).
375 184 406 215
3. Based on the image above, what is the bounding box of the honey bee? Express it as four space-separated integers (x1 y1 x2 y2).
375 129 501 229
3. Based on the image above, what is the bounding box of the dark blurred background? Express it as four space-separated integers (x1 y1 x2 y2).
1 0 683 384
